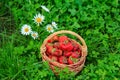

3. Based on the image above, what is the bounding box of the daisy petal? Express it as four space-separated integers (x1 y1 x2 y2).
33 13 45 26
21 24 32 35
41 5 50 12
46 24 54 33
52 21 57 29
31 31 38 39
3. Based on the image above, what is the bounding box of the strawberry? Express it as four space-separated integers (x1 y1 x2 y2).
52 35 59 42
46 43 53 49
68 58 74 64
53 42 60 49
47 46 53 54
72 42 79 51
60 42 73 51
57 49 63 56
71 51 80 58
47 35 59 43
50 48 62 56
50 48 57 55
58 56 68 64
47 39 53 43
69 56 79 64
49 56 58 62
64 51 72 57
77 48 82 56
77 48 81 53
59 36 68 42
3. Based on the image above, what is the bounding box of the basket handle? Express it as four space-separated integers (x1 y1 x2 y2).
42 30 87 56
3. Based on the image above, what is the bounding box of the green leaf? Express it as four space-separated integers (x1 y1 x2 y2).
68 8 77 16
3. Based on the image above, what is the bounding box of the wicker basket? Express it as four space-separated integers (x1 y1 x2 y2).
40 30 87 75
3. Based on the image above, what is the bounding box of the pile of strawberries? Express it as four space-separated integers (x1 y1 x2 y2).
45 35 82 65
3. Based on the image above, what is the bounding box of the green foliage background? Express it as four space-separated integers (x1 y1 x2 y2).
0 0 120 80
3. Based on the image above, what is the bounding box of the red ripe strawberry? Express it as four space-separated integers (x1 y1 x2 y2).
77 48 82 56
68 58 73 64
47 39 53 43
50 56 58 62
47 35 59 43
52 35 59 42
59 36 68 42
69 56 79 64
53 42 60 49
71 52 80 58
57 49 63 56
60 42 73 51
50 48 57 55
58 56 68 64
51 48 62 56
77 48 81 53
46 43 53 49
72 42 79 51
64 51 72 57
47 46 53 54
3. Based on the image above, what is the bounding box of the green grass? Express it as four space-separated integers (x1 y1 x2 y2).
0 0 120 80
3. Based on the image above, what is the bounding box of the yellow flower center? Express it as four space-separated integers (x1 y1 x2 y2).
36 18 42 23
24 28 29 32
48 27 52 31
32 33 36 37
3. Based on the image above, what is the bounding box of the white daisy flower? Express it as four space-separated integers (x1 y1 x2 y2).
31 31 38 40
33 13 45 26
21 24 32 35
46 24 54 33
52 21 57 29
41 5 50 12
